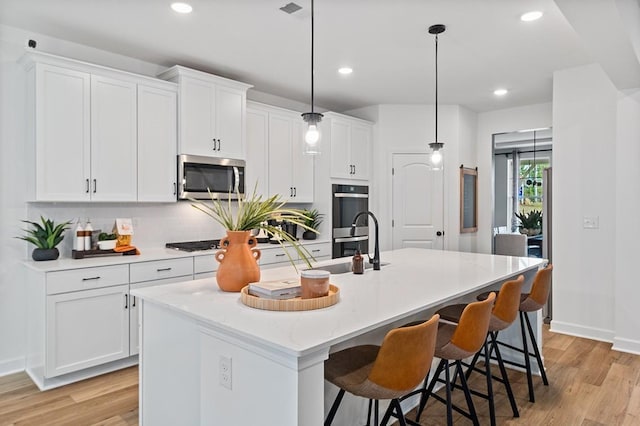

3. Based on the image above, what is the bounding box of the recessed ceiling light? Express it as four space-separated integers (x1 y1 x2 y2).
494 88 508 96
171 2 193 14
338 67 353 75
520 11 543 22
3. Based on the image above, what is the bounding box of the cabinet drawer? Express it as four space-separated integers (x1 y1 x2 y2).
46 265 129 295
194 254 218 274
130 258 193 283
259 247 292 265
303 243 331 259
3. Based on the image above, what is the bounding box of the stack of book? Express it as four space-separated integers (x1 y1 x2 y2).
248 279 301 300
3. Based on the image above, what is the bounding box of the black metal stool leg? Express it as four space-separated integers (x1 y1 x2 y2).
365 399 373 426
519 311 535 402
483 340 496 426
524 310 549 386
456 360 479 426
445 360 453 426
324 388 346 426
491 331 519 417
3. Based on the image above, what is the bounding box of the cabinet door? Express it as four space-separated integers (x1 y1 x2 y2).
35 64 91 201
138 85 177 202
215 85 245 159
268 112 294 201
291 120 314 202
46 284 129 378
180 76 216 156
245 107 268 197
90 75 137 201
330 119 352 179
350 123 371 180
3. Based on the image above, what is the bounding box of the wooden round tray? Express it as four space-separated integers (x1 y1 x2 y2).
240 284 340 311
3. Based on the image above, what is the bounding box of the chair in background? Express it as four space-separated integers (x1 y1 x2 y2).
324 314 440 426
477 264 553 402
436 275 525 426
494 233 527 256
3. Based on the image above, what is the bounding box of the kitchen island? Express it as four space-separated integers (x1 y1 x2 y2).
133 248 545 425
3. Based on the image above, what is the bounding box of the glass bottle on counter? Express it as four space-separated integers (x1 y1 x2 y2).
74 219 84 252
352 249 364 274
84 219 93 250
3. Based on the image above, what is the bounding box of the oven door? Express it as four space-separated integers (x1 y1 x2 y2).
178 155 245 200
333 236 369 259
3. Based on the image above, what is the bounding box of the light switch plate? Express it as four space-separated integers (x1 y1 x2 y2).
583 216 599 229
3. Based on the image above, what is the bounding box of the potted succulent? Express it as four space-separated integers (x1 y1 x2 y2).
97 232 118 250
190 187 318 292
301 208 324 240
515 210 542 236
17 216 71 261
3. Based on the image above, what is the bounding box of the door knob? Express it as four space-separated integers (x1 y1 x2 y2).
436 231 443 236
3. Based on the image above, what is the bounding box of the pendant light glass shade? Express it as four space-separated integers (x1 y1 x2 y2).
428 24 446 169
302 0 322 155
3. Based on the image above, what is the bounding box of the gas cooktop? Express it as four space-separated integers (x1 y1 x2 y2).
165 239 221 252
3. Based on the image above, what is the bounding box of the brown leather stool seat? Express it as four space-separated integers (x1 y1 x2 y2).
411 293 496 426
476 264 553 403
324 314 439 426
436 275 525 426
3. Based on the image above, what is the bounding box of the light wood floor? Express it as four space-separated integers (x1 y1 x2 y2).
1 326 639 425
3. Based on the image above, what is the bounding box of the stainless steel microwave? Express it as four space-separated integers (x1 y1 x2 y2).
177 154 245 200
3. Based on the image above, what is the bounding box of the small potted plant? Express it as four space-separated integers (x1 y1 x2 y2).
17 216 71 261
190 186 318 292
301 208 324 240
97 232 118 250
515 210 542 236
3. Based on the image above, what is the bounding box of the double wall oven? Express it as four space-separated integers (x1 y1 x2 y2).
332 184 369 258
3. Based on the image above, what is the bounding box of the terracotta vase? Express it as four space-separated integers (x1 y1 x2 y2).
214 231 262 292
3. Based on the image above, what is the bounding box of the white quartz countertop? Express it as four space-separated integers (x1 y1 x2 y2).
132 248 545 357
22 239 332 272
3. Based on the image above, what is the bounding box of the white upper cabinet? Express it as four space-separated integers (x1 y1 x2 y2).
22 52 178 202
31 64 91 201
90 75 137 201
137 85 178 202
158 66 252 160
245 106 269 197
247 102 314 202
326 113 372 181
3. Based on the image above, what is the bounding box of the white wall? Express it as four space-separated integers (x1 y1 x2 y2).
613 91 640 353
476 103 553 254
551 63 618 342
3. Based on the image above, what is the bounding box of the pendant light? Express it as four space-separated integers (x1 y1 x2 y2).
301 0 323 155
428 24 446 169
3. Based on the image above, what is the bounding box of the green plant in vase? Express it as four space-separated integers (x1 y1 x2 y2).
17 216 71 261
190 187 318 292
515 210 542 236
301 208 324 240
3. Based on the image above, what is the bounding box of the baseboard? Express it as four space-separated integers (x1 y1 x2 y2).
0 356 25 377
612 337 640 355
550 320 614 343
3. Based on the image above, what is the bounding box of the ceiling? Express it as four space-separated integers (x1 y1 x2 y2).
1 0 638 113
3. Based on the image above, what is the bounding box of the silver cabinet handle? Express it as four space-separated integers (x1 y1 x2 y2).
311 249 321 253
132 296 136 307
173 182 177 195
212 138 216 151
85 178 90 193
217 139 221 151
93 179 97 193
293 187 297 197
81 276 101 281
275 253 286 257
157 267 172 272
124 294 128 309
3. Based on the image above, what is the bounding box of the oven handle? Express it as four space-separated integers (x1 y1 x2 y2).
233 167 240 194
334 193 368 198
334 236 369 243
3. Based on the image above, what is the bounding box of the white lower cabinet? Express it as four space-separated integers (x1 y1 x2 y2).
46 284 130 378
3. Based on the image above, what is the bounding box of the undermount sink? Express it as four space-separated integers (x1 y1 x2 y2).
309 261 390 275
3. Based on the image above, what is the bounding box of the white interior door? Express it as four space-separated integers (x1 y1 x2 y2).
392 153 443 250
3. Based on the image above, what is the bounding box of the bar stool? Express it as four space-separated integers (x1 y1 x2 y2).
413 292 496 426
435 275 525 426
324 314 439 426
477 264 553 403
